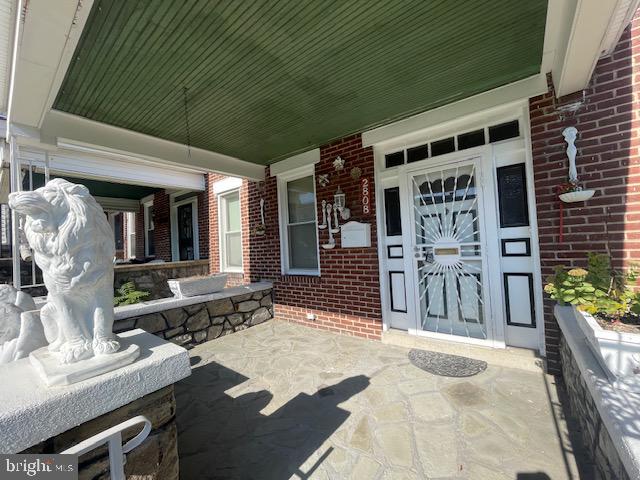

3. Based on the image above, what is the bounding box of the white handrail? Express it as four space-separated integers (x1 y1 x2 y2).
61 415 152 480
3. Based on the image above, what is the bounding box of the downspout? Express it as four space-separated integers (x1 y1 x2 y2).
6 0 24 289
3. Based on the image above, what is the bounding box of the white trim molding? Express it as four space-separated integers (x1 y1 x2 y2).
213 176 243 195
170 192 200 262
143 199 155 258
547 0 640 98
17 146 205 192
362 75 547 147
270 148 320 177
217 188 243 274
39 110 265 180
276 163 320 276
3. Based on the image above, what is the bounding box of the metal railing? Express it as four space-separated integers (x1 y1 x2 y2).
61 415 152 480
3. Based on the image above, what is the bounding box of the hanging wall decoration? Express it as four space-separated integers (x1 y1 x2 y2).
254 198 266 236
558 127 595 203
318 199 327 229
322 203 336 249
318 174 330 187
253 182 267 235
333 156 345 171
350 167 362 180
557 126 596 243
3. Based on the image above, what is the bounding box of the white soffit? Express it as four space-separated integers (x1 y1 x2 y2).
361 74 547 147
552 0 640 97
0 0 14 115
600 0 640 56
12 0 93 127
269 148 320 177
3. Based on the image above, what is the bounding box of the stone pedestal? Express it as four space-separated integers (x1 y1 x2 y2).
0 329 191 479
23 386 179 480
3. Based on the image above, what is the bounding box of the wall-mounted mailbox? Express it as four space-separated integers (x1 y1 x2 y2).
341 221 371 248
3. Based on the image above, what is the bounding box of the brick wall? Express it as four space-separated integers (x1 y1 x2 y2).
135 203 145 259
197 178 210 261
247 134 382 339
153 190 172 262
531 22 638 373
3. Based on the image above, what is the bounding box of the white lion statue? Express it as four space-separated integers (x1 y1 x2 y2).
9 178 120 364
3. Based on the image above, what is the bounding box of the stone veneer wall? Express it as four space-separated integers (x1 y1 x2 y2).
114 260 209 300
560 334 630 480
114 288 273 349
23 385 179 480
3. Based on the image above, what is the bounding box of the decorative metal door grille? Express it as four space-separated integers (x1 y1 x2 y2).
411 161 487 339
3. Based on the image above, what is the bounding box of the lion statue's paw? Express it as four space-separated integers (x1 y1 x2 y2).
60 338 93 364
48 337 64 353
92 337 120 356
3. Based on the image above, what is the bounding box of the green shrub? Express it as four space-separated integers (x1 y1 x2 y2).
114 281 150 307
544 253 639 318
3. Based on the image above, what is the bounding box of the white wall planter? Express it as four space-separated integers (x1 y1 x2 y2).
168 274 228 298
574 306 640 392
559 190 595 203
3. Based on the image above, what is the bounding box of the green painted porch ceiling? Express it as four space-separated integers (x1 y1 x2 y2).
54 0 548 165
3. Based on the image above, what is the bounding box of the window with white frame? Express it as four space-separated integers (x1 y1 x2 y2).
144 200 155 257
278 168 319 275
219 189 242 272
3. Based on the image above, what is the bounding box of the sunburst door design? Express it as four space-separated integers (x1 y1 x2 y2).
411 160 488 340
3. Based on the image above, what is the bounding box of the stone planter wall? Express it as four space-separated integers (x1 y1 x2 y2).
114 260 210 300
114 287 273 348
23 385 179 480
560 334 630 480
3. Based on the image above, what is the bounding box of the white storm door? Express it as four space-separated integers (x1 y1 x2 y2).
407 157 496 344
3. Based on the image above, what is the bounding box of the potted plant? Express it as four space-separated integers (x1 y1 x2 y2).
558 179 595 203
167 273 228 298
545 253 640 391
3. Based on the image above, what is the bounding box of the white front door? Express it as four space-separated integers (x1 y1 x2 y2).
404 155 502 345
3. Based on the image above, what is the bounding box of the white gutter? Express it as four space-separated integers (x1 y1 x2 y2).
4 0 22 141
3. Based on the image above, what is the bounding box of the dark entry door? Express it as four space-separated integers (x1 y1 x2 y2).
177 203 194 260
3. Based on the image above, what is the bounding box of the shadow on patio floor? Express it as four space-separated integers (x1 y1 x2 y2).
175 358 369 479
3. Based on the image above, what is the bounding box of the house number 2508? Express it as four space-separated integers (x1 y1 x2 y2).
361 178 370 215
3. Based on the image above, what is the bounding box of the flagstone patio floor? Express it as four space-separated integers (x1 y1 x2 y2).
175 320 591 479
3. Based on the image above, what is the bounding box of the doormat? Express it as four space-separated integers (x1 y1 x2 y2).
408 349 487 377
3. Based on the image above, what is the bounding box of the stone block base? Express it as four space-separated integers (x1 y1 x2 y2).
22 385 179 480
560 335 630 480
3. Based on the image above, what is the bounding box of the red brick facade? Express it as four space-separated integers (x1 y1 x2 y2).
531 22 639 372
207 136 382 339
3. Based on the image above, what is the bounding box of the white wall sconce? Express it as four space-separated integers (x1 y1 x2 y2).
558 126 595 203
334 186 351 220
